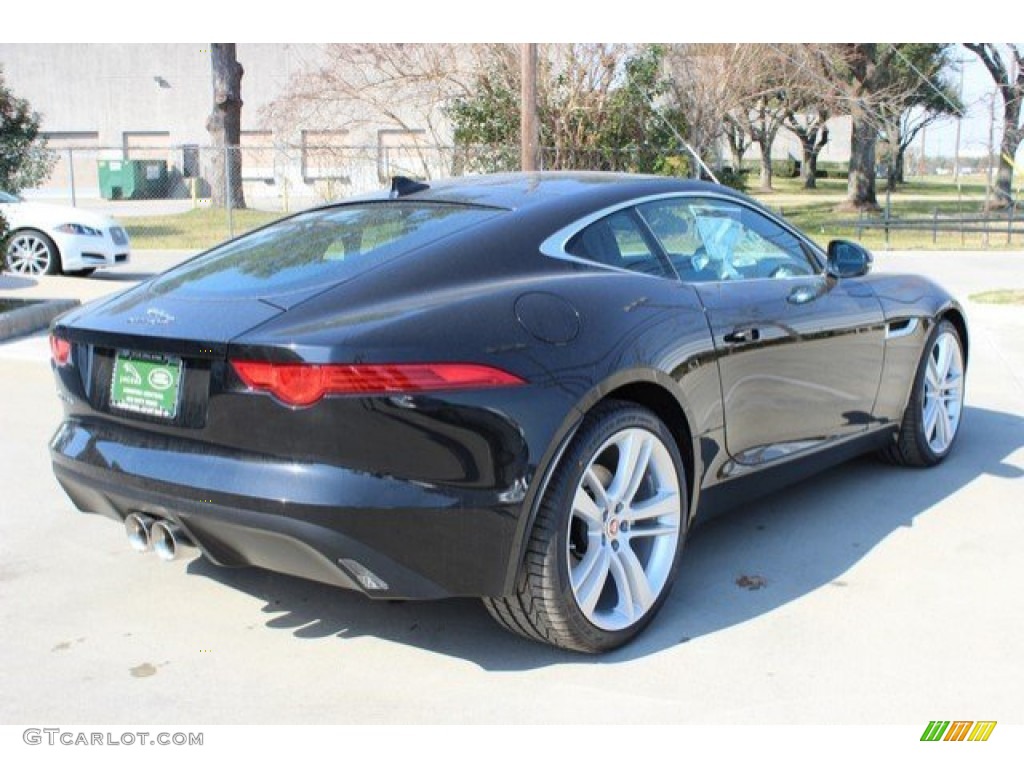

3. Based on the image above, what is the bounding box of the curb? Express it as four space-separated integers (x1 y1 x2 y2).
0 298 80 342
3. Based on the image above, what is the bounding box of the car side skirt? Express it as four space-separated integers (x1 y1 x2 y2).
695 425 898 524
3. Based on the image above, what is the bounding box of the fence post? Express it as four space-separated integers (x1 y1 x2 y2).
225 144 234 239
68 147 76 208
932 208 938 245
1010 200 1017 246
884 185 892 249
957 182 965 246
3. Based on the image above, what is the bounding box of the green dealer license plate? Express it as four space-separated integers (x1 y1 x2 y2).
110 352 183 420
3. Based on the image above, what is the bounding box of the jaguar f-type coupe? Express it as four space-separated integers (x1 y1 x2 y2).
49 173 967 652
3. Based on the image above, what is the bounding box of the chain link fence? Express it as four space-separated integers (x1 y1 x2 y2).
36 143 475 213
22 143 689 245
33 142 689 210
20 143 1023 250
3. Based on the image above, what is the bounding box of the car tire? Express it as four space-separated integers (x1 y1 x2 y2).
880 318 965 467
5 229 62 276
484 400 687 652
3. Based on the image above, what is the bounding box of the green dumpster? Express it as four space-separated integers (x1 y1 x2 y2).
97 159 169 200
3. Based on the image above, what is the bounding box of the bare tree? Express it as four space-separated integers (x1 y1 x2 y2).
964 43 1023 207
666 44 828 190
771 44 954 208
662 44 765 176
778 45 838 190
832 44 901 211
784 107 830 189
876 44 960 191
265 44 482 179
736 90 789 191
207 43 245 209
722 114 751 173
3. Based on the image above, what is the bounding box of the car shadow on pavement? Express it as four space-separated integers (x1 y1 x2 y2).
186 404 1022 669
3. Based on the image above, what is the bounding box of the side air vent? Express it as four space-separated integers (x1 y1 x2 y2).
885 317 920 340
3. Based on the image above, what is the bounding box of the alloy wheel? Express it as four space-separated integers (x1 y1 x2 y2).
568 427 682 631
6 233 55 275
921 329 964 454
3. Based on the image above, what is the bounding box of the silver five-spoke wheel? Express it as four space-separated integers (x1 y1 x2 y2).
569 427 681 631
882 318 966 467
921 329 964 454
483 401 687 653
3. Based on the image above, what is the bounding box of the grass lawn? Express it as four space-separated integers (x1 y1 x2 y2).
749 175 1023 252
969 289 1024 305
124 208 282 250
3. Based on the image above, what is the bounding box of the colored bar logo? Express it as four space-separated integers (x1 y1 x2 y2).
921 721 997 742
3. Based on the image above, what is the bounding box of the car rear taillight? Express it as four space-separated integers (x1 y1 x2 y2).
230 360 526 407
50 334 71 367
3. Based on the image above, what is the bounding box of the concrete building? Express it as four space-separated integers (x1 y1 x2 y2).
0 43 449 206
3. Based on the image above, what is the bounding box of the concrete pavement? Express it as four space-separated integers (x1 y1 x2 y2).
0 250 1021 724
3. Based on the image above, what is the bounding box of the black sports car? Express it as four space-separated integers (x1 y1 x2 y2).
49 173 967 652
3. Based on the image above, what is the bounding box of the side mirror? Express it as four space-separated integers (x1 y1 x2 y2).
827 240 872 278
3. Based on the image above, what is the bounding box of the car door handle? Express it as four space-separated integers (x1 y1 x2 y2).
723 328 761 344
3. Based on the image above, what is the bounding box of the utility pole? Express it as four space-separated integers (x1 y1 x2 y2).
920 124 927 176
953 57 967 182
520 43 539 172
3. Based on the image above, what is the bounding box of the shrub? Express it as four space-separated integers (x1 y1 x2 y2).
0 66 56 193
771 158 800 179
716 166 747 191
654 154 691 178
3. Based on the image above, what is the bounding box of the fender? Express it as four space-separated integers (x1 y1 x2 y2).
501 366 707 594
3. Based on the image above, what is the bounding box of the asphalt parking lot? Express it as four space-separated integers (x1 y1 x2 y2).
0 250 1021 724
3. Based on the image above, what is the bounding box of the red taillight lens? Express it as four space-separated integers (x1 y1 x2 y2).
231 360 526 406
50 335 71 367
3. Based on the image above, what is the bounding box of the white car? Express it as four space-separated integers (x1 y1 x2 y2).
1 190 131 276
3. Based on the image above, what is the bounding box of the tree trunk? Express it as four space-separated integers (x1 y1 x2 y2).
724 118 747 173
841 111 880 211
894 145 907 185
885 164 898 194
788 120 827 191
994 101 1022 207
800 139 817 190
207 43 246 210
729 144 745 175
758 141 773 191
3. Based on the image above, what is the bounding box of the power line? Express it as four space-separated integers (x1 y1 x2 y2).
637 90 719 183
886 44 964 118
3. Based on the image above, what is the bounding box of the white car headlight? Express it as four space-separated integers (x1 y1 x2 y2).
55 223 103 237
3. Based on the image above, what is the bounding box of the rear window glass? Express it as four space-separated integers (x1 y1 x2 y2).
566 210 672 278
148 202 503 298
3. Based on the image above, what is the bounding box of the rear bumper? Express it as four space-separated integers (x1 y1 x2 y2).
50 417 522 599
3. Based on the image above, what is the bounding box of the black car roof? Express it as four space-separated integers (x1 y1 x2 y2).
351 171 746 212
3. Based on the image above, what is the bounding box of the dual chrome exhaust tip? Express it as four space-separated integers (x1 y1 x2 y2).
124 513 194 561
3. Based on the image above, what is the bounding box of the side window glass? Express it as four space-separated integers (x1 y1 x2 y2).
733 206 818 278
566 210 671 278
638 198 817 282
